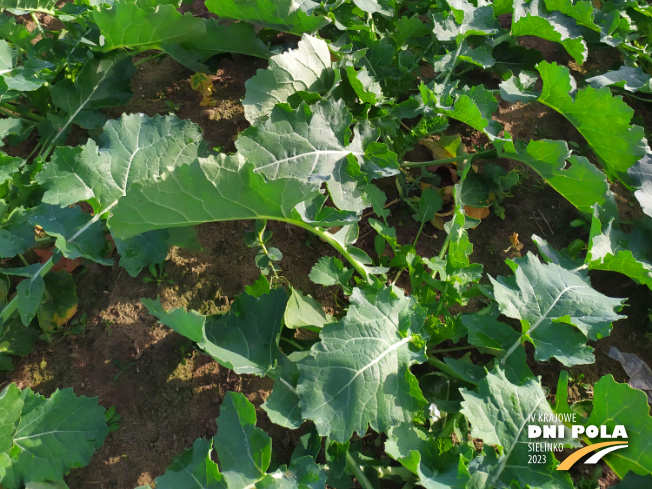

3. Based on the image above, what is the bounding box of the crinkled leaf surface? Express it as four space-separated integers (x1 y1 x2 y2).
537 61 647 177
262 352 308 430
257 456 327 489
0 385 108 489
204 0 329 35
50 53 135 143
236 100 398 211
432 1 499 41
243 35 334 123
296 286 427 442
497 139 610 213
38 113 206 215
213 392 271 488
490 253 625 366
460 368 574 489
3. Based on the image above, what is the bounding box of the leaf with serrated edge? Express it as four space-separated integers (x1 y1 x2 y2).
296 285 427 442
153 438 225 489
243 35 334 123
536 61 647 177
461 368 574 489
491 253 625 366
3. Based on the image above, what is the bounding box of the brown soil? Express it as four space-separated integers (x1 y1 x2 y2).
2 9 652 489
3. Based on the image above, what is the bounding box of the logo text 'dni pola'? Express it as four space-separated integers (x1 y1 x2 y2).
526 413 628 470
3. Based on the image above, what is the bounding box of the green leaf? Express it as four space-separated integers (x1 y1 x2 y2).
432 3 500 41
113 230 169 277
108 154 320 239
463 306 534 384
39 114 205 216
243 34 334 123
257 456 327 489
261 352 307 429
460 368 574 489
204 0 329 35
296 286 428 442
565 375 652 478
497 139 610 214
284 288 330 330
213 392 271 488
536 61 647 177
36 272 78 334
50 53 135 148
628 153 652 218
145 290 287 376
490 253 625 366
16 275 45 326
0 118 22 143
586 66 651 92
0 0 57 15
153 438 225 489
513 0 588 63
0 385 108 489
236 100 398 211
29 205 111 265
93 3 205 51
586 212 652 290
143 297 204 343
0 317 39 370
309 256 354 292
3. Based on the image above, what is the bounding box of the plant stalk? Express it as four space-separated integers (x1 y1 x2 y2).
400 150 495 169
346 452 375 489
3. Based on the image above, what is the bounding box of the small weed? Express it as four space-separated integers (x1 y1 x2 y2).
164 99 180 113
105 406 122 433
113 359 135 381
143 263 174 285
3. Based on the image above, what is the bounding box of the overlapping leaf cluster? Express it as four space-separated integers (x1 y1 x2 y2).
0 0 651 487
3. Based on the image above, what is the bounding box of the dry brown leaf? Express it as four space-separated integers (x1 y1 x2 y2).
464 206 490 220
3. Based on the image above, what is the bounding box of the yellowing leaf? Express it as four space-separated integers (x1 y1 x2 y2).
464 205 490 220
421 135 463 160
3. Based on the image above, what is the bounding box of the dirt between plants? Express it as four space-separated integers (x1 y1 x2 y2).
2 30 652 489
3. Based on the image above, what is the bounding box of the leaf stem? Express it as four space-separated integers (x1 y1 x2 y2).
429 345 475 354
400 150 495 169
0 102 44 122
133 52 165 67
346 452 375 489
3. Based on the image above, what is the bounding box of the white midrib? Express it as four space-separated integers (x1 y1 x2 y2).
243 470 284 489
310 334 413 412
490 394 545 484
501 285 581 364
253 149 364 173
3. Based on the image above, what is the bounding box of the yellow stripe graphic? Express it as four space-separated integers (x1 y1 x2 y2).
556 441 628 471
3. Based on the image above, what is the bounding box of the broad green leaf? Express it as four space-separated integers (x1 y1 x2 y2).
497 139 610 213
113 230 169 277
93 3 205 51
543 0 599 30
0 118 21 142
213 392 271 488
386 423 470 489
145 290 287 376
536 61 647 177
0 0 57 14
296 286 428 442
108 154 320 239
309 256 354 292
38 113 206 215
513 0 587 63
0 317 39 370
236 100 398 211
499 71 539 103
463 306 534 384
257 456 327 489
153 438 225 489
204 0 329 35
628 153 652 218
284 288 330 330
432 2 499 41
16 275 44 326
36 272 78 333
490 253 625 366
29 205 111 265
0 386 108 489
586 212 652 290
49 53 135 145
558 374 652 478
614 473 652 488
143 297 204 343
262 352 307 429
243 34 334 123
162 19 270 71
586 66 651 92
460 368 574 489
